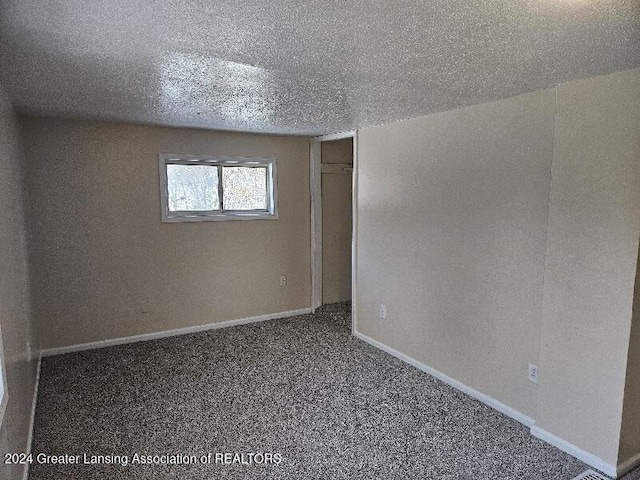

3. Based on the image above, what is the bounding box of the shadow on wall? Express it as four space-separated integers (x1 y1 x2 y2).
0 84 38 480
619 241 640 464
0 32 160 124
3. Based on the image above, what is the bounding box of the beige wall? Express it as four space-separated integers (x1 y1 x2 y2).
355 67 640 470
355 88 556 419
21 118 311 350
619 246 640 464
0 84 37 480
535 68 640 466
321 138 353 304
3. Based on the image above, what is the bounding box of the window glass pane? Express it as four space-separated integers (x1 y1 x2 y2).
222 166 268 210
166 164 220 211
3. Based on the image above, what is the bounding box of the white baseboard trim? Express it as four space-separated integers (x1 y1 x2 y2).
616 451 640 477
41 308 313 357
530 426 617 478
23 353 42 480
353 329 535 428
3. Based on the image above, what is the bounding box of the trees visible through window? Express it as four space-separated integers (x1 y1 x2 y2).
167 164 220 211
160 154 277 222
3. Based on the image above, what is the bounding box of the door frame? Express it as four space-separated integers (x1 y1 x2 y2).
310 130 357 331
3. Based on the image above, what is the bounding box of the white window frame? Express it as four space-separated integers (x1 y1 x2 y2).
159 154 278 222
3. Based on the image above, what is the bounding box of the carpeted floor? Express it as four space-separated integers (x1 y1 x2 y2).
28 303 638 480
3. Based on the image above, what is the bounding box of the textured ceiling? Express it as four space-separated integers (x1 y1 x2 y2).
0 0 639 135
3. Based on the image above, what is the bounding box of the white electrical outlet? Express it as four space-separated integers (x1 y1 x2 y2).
528 363 539 384
280 276 287 287
378 303 387 320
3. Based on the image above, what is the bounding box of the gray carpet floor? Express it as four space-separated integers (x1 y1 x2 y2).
28 303 639 480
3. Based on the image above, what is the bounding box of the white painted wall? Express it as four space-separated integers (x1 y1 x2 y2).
535 68 640 468
355 68 640 473
355 88 556 419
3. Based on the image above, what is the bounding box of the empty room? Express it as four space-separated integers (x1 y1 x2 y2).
0 0 639 479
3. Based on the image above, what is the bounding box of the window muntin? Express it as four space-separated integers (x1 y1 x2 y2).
159 154 277 222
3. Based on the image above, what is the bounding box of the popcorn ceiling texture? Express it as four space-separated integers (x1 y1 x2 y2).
28 303 640 480
0 0 639 135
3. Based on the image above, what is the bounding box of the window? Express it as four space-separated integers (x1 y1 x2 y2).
159 154 278 222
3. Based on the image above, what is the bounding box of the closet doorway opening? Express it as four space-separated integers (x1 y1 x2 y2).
310 131 357 331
